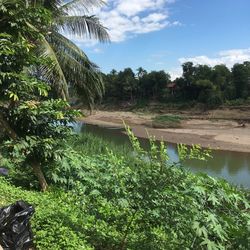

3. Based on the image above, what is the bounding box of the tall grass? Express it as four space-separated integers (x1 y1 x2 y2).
68 132 132 157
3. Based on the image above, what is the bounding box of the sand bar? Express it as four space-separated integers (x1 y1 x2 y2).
80 111 250 153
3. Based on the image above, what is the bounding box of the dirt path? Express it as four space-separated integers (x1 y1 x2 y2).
80 110 250 153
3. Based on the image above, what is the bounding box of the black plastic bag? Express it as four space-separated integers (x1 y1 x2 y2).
0 201 34 250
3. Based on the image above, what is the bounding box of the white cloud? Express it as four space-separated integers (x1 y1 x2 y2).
103 0 179 42
169 48 250 80
69 0 179 45
179 48 250 68
116 0 166 17
142 13 168 23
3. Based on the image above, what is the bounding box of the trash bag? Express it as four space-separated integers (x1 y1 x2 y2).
0 201 34 250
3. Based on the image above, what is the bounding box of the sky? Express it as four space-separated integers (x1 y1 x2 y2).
71 0 250 79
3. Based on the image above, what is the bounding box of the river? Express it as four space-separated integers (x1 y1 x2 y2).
75 123 250 189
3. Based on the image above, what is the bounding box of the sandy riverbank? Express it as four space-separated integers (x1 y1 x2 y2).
80 110 250 153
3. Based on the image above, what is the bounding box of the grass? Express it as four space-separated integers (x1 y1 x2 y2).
0 177 93 250
68 132 132 156
152 114 184 128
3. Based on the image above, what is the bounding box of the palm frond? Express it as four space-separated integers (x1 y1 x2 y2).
60 0 105 13
57 15 109 42
60 52 104 108
47 31 104 106
50 42 104 107
36 35 69 100
28 0 61 11
47 31 90 64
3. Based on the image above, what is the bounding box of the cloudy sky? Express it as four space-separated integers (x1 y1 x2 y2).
73 0 250 79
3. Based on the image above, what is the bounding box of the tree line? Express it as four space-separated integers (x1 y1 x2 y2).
102 62 250 108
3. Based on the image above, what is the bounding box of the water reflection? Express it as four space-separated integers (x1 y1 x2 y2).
78 123 250 189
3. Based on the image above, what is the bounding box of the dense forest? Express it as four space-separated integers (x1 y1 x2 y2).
102 62 250 108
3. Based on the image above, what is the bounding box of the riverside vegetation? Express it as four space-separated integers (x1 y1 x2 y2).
1 131 250 249
0 1 250 249
100 63 250 109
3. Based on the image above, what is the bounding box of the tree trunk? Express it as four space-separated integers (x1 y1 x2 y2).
0 113 18 140
31 161 48 192
0 113 48 191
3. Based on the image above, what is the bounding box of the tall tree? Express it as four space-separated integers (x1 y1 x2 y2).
117 68 137 101
136 67 147 99
182 62 195 86
212 64 231 90
232 63 250 99
0 0 106 191
103 69 119 100
25 0 110 106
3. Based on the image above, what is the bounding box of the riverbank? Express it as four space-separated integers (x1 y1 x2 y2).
80 110 250 153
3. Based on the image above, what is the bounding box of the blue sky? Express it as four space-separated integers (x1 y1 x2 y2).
72 0 250 79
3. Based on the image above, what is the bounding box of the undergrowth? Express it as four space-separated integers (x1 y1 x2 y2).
0 129 249 249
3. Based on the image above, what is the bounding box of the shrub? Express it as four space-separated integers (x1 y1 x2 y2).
198 89 223 108
152 114 183 128
1 131 250 249
207 91 223 108
50 131 250 249
0 178 92 250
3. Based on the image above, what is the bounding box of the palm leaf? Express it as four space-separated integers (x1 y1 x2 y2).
55 50 104 108
60 0 105 13
47 31 90 65
56 15 109 42
36 35 69 100
47 31 104 106
42 0 64 16
29 0 62 11
50 38 103 99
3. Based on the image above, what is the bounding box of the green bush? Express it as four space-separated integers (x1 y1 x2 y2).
207 91 223 108
225 98 250 106
1 131 250 249
198 89 223 108
50 132 250 249
152 114 183 128
0 178 93 250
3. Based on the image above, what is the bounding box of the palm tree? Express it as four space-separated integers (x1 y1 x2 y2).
32 0 110 106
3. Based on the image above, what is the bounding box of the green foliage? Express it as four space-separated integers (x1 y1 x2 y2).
178 144 212 162
1 128 250 249
45 131 249 249
232 62 250 99
225 98 250 106
103 68 171 103
0 177 93 250
0 0 51 39
0 3 81 189
102 60 250 109
68 132 131 157
0 2 250 249
0 0 109 104
152 114 183 128
206 90 223 108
